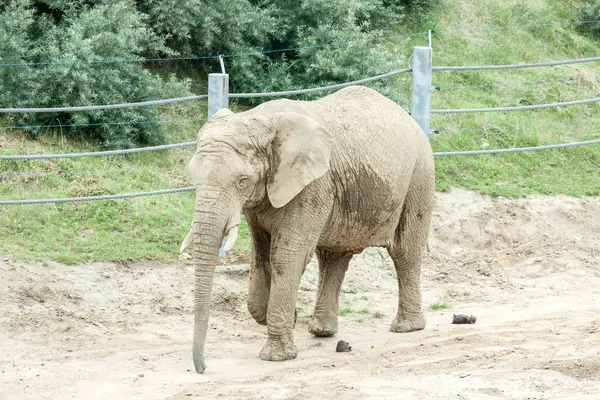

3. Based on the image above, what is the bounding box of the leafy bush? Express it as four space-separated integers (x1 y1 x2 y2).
245 0 407 98
1 0 442 148
137 0 278 96
0 0 191 149
578 0 600 37
396 0 441 21
138 0 420 100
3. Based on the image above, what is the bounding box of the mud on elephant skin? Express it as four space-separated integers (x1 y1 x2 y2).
180 85 435 373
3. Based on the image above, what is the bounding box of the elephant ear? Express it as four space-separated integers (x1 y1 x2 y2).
267 112 332 208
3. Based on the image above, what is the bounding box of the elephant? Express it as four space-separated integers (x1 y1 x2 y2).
180 85 435 373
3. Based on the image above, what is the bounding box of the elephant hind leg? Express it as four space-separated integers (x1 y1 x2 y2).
309 249 353 337
387 177 434 333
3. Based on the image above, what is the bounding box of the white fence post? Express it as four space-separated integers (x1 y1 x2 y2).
208 62 231 258
411 46 433 137
207 72 230 258
207 73 229 120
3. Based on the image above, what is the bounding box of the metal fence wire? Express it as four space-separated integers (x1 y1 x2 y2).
1 47 599 204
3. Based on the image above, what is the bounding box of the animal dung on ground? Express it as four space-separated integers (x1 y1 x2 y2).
336 340 352 353
452 314 477 324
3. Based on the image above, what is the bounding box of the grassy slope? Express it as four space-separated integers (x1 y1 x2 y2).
424 0 600 197
1 0 599 264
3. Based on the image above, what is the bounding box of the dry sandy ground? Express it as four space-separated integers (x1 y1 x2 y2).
1 188 599 400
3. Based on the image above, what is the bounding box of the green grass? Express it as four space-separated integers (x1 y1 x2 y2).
429 287 471 311
339 306 354 316
1 0 599 264
429 303 449 311
402 0 600 197
0 101 252 264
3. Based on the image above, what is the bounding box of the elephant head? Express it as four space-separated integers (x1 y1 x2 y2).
180 107 332 373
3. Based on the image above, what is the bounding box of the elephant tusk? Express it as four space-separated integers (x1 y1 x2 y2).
180 225 195 253
180 218 239 255
223 225 239 252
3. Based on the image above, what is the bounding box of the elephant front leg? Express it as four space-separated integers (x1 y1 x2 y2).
309 250 353 337
247 226 271 325
260 243 314 362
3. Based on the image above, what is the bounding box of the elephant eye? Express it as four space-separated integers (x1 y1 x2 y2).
237 176 250 189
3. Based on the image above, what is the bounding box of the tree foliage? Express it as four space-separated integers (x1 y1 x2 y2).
578 0 600 37
0 0 440 148
0 0 190 149
139 0 429 98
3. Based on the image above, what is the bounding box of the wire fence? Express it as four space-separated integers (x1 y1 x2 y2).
2 137 598 205
0 167 177 180
0 94 209 114
229 68 412 98
4 119 199 130
433 138 600 156
1 19 599 68
0 32 430 68
435 75 599 91
0 68 412 114
1 56 597 115
0 187 195 205
435 118 600 135
432 56 600 71
431 96 600 114
433 19 600 34
0 141 197 160
1 21 600 204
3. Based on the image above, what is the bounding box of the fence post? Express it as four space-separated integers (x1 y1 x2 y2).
410 46 433 137
207 71 230 258
207 73 229 120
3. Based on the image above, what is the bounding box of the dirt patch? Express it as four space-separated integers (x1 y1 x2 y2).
222 250 252 266
544 358 600 381
1 188 600 399
587 321 600 334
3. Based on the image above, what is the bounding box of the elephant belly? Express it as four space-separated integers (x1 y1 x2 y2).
318 208 402 252
318 216 400 252
316 161 408 252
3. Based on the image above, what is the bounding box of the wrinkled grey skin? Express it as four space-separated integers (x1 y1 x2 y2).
181 86 435 373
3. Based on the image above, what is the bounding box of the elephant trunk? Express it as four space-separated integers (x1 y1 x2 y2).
190 193 231 374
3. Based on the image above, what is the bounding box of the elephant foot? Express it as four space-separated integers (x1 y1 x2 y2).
390 312 426 333
259 333 298 362
308 317 338 337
